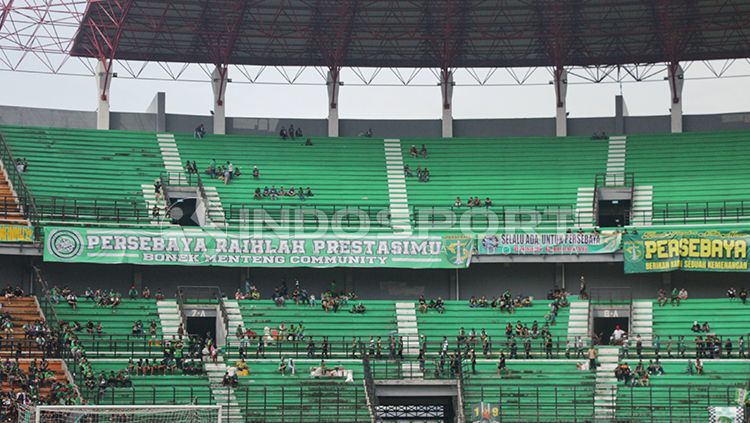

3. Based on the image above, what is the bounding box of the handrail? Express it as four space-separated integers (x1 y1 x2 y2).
0 132 41 239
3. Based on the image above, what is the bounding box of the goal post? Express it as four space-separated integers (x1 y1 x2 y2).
26 405 222 423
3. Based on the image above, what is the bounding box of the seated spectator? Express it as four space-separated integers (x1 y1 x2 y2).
420 144 428 158
128 284 138 299
434 297 445 314
410 145 418 158
701 321 710 332
194 124 206 139
287 187 296 197
305 187 313 197
298 187 306 201
418 295 427 313
270 186 278 200
295 127 303 138
484 197 492 207
695 358 703 375
288 124 296 139
691 321 701 332
404 164 413 177
727 287 737 300
155 289 165 301
349 302 366 314
740 287 748 304
234 166 241 177
142 286 151 299
66 293 77 310
656 289 668 307
678 288 688 301
454 197 462 207
468 296 478 308
419 168 430 182
253 188 262 200
279 127 288 139
305 138 313 146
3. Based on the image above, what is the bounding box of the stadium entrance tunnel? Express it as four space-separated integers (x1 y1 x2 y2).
374 380 459 422
592 304 631 345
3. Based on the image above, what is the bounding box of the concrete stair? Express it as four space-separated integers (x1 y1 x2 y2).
156 299 181 338
384 139 412 235
203 186 226 227
605 136 627 185
631 186 653 226
205 357 244 422
594 346 620 420
630 301 653 347
567 301 590 341
575 187 595 229
395 302 422 378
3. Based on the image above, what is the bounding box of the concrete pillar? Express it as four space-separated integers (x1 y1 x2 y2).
326 69 340 137
211 66 228 135
668 63 684 133
440 69 454 138
554 68 568 137
95 61 113 130
614 95 627 135
147 92 166 132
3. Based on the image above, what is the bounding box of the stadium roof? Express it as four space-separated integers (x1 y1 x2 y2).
70 0 750 69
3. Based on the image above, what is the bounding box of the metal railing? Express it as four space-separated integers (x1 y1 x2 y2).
595 172 635 189
615 385 744 423
0 132 40 238
464 385 596 422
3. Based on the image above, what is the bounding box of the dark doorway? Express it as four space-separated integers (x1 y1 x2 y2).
593 317 629 345
186 316 216 345
597 199 632 227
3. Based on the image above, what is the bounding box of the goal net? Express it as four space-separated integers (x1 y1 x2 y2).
20 405 222 423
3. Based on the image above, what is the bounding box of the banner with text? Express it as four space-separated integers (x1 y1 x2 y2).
43 227 473 269
0 225 33 243
477 233 621 255
623 231 749 273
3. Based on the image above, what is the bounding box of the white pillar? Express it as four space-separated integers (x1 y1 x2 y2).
440 69 454 138
211 66 228 135
95 61 113 130
327 69 340 137
554 68 568 137
668 63 684 133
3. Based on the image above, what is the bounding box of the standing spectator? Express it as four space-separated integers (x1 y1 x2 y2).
588 346 598 371
579 276 588 300
739 287 748 305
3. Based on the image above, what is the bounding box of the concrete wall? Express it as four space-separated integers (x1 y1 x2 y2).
4 105 750 137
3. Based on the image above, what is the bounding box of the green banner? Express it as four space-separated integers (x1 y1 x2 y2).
623 231 749 273
43 227 473 269
477 233 621 255
0 225 33 243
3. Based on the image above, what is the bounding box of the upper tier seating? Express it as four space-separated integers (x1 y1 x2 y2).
173 133 391 230
627 132 750 225
0 297 48 358
0 125 163 226
401 137 608 230
616 361 750 422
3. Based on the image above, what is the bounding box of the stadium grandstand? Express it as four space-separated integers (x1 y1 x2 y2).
1 1 750 422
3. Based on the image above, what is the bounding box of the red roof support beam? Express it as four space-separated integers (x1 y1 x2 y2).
77 0 135 101
0 0 14 33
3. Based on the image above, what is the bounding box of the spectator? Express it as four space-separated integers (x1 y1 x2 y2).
409 145 418 158
691 321 701 333
404 164 413 177
154 179 162 200
305 138 313 146
279 127 288 140
454 197 462 207
305 187 313 197
252 166 260 180
695 358 703 375
739 287 748 304
295 127 303 138
420 144 428 158
484 197 492 208
727 287 737 301
579 276 588 300
288 124 296 139
194 124 206 139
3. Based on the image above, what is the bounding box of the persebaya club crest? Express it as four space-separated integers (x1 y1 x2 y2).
623 240 644 261
443 236 474 267
47 229 84 260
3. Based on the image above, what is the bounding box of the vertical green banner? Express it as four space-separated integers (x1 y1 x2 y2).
623 231 749 273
